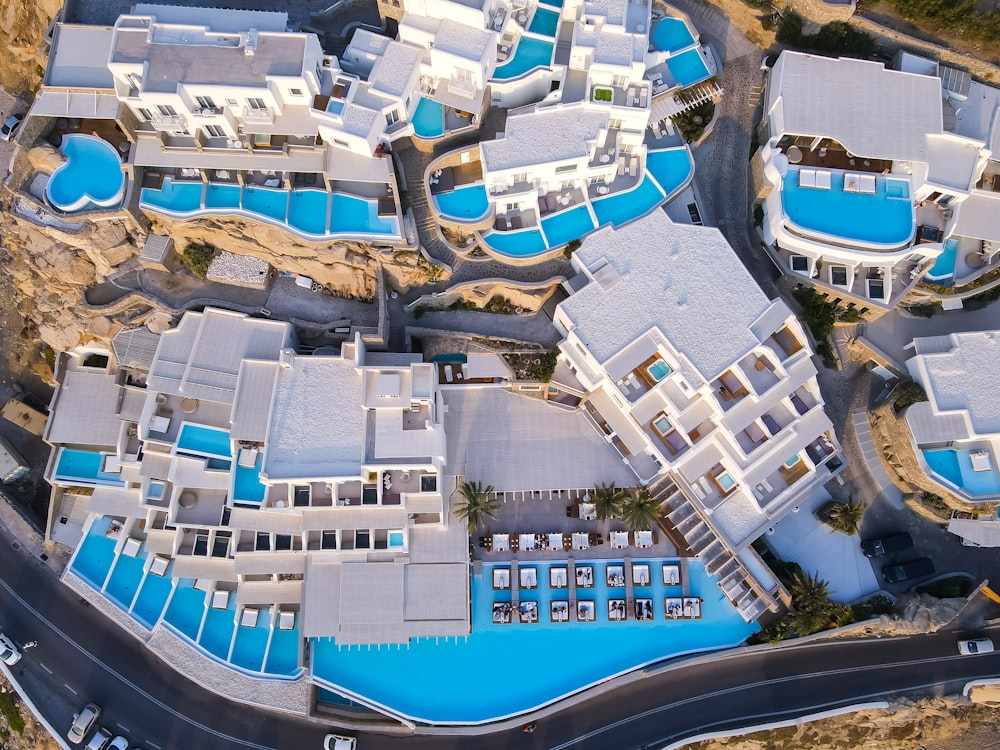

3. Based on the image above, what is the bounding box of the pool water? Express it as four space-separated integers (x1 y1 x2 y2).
104 551 147 609
312 559 755 723
541 205 596 248
46 134 126 213
413 97 445 139
70 516 119 588
231 610 272 672
482 227 549 257
199 599 237 660
653 17 697 53
233 454 267 504
330 194 397 235
265 623 302 676
288 189 330 236
389 531 405 548
925 238 958 282
141 179 203 213
646 147 694 199
529 7 559 36
131 568 175 628
923 448 1000 496
434 184 490 220
667 48 712 88
205 183 241 209
177 424 232 458
782 169 914 247
164 580 208 640
647 360 671 381
243 186 289 221
593 175 666 228
55 449 125 486
493 37 554 79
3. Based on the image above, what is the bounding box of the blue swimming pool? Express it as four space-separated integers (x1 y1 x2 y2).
131 567 175 628
330 194 397 235
541 205 596 248
389 531 405 548
265 623 302 676
647 360 671 381
164 579 208 640
177 424 232 458
646 147 693 199
46 134 126 213
413 97 445 139
104 551 147 609
925 238 958 282
205 183 241 209
55 449 125 486
482 227 549 257
288 189 329 236
70 516 119 588
529 7 559 36
493 37 554 79
243 186 288 221
653 17 697 53
200 599 237 660
593 175 666 228
923 448 1000 497
312 559 756 723
782 169 915 247
667 48 712 88
434 184 490 221
141 179 203 213
231 610 272 672
233 454 267 504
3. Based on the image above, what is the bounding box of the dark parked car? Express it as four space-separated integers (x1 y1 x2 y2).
861 532 914 558
882 557 935 584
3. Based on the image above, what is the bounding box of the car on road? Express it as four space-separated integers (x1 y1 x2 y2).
68 703 101 744
958 638 995 655
108 736 129 750
882 557 935 583
324 734 357 750
86 728 112 750
861 532 914 558
0 114 22 142
0 633 22 665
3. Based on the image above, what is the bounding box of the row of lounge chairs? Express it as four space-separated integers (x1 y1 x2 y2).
492 562 682 590
482 529 658 553
491 596 702 624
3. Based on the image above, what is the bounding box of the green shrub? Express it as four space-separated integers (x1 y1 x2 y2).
563 239 581 259
672 101 715 143
851 594 894 620
182 243 215 279
890 0 1000 46
893 380 927 411
777 12 803 43
538 349 559 382
792 285 836 340
904 302 941 318
917 576 972 599
0 691 25 735
777 12 876 58
837 305 862 323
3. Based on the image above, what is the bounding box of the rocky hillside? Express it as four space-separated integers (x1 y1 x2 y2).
0 678 60 750
0 0 60 98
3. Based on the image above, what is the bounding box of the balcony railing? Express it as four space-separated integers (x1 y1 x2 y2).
149 113 185 131
242 107 275 124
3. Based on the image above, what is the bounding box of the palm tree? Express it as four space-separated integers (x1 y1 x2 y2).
826 499 865 536
788 569 837 636
621 488 661 531
591 482 626 521
453 480 499 534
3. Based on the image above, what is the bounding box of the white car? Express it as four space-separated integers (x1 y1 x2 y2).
323 735 356 750
108 736 129 750
68 703 101 744
85 727 112 750
958 637 995 655
0 633 22 665
0 114 21 141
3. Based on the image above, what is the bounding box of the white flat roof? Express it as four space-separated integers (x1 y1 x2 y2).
434 18 493 61
925 133 981 191
481 105 608 172
768 51 942 162
47 371 122 448
47 26 116 88
263 355 364 479
558 210 771 379
369 40 423 98
916 330 1000 435
953 192 1000 242
133 5 289 33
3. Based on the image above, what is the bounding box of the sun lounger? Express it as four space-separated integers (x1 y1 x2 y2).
519 533 537 551
149 555 170 577
633 564 650 586
547 532 562 550
572 532 589 550
636 530 654 548
843 172 860 192
444 365 454 383
662 564 680 586
550 567 568 587
608 599 627 621
577 601 596 621
798 169 817 188
240 607 260 628
550 601 569 622
610 531 629 549
278 610 296 630
860 174 877 194
493 568 510 589
520 567 538 589
665 597 683 618
684 597 702 618
576 566 594 587
211 590 230 610
814 170 832 190
493 533 509 552
122 537 142 557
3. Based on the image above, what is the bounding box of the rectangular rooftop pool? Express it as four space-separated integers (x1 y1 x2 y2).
177 424 232 458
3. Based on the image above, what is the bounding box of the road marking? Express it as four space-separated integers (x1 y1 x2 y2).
146 742 161 750
0 578 273 750
116 722 130 732
38 662 53 674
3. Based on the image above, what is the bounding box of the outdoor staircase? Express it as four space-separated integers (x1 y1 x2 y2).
653 77 724 121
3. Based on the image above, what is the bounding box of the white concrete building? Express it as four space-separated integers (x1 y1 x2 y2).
45 309 466 660
551 209 844 620
904 330 1000 505
758 51 1000 309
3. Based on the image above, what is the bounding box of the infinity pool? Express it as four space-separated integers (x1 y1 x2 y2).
312 559 755 723
593 175 666 227
493 37 554 80
55 449 125 486
653 17 697 53
667 47 712 88
434 184 490 220
46 134 126 213
925 238 958 282
482 227 549 257
413 97 445 139
782 169 914 247
529 7 559 36
177 424 232 458
540 205 596 248
233 454 267 504
646 147 694 199
923 448 1000 497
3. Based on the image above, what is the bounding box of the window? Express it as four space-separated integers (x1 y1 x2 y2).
555 164 576 174
386 109 400 127
830 266 848 286
195 95 216 109
789 255 809 273
226 98 237 106
136 107 152 122
246 97 266 110
205 124 225 137
513 172 528 183
613 74 628 87
156 104 178 117
255 532 270 551
290 88 303 96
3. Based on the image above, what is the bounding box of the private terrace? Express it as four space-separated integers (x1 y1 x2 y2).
775 135 892 174
763 326 804 362
736 352 780 396
711 369 750 410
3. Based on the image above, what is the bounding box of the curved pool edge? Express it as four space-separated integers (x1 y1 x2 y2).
45 133 126 213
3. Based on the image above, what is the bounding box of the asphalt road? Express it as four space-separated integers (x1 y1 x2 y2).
3 533 1000 750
